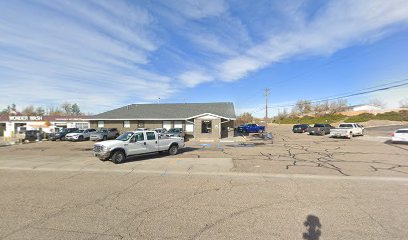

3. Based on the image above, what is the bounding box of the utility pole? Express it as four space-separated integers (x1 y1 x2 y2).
264 88 270 123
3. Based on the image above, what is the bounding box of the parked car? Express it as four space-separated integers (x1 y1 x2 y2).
330 123 364 139
90 128 120 141
237 124 265 133
49 128 79 141
391 128 408 143
165 128 184 138
292 124 310 133
307 124 335 135
93 130 185 164
24 130 40 142
65 128 96 141
154 128 167 137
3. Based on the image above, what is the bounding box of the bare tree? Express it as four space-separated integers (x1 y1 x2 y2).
399 98 408 108
35 107 45 116
1 104 17 115
61 102 72 115
21 105 36 115
368 99 386 109
329 99 348 114
236 112 254 125
293 100 312 115
46 106 64 116
313 101 330 115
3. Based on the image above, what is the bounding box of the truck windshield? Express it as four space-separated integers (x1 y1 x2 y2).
314 124 325 127
116 132 134 141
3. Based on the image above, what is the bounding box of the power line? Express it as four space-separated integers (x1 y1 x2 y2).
269 78 408 109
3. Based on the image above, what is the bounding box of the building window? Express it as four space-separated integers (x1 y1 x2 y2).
123 121 130 128
202 120 212 133
98 121 104 128
75 122 89 129
163 120 171 130
137 121 145 128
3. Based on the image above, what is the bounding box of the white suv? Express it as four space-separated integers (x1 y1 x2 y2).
65 129 96 141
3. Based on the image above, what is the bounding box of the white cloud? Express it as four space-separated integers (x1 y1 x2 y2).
178 0 408 84
161 0 228 19
178 71 213 87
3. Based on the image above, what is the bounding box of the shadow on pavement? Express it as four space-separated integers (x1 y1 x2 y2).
122 147 201 164
303 215 322 240
384 140 408 151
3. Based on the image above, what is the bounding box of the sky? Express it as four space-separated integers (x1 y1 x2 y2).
1 0 408 117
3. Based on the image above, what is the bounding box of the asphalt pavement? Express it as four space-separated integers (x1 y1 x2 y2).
1 124 408 239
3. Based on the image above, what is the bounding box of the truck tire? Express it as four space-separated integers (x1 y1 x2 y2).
111 150 126 164
168 145 178 155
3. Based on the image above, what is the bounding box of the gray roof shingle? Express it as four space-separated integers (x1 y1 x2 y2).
90 102 236 120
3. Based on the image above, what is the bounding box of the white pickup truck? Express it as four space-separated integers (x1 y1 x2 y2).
330 123 365 139
93 130 185 164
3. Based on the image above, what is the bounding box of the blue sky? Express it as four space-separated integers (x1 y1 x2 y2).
1 0 408 117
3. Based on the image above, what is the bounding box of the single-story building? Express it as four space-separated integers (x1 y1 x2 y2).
88 102 236 139
0 115 90 137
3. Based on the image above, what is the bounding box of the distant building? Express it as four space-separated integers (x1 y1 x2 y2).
0 115 90 137
88 102 236 139
349 104 383 112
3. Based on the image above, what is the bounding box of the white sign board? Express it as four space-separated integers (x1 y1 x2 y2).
9 116 43 121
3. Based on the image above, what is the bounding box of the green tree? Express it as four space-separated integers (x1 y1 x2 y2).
71 103 81 116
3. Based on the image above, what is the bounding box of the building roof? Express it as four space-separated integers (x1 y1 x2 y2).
89 102 236 120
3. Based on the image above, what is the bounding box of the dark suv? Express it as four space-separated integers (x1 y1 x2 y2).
24 130 40 142
49 128 79 141
292 124 310 133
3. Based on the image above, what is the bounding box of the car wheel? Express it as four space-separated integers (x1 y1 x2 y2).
348 133 353 139
168 145 178 155
111 150 126 164
79 136 84 141
103 136 107 141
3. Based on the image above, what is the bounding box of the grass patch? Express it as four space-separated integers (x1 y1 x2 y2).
274 111 408 124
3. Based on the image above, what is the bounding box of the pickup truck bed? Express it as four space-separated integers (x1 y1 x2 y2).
330 123 364 139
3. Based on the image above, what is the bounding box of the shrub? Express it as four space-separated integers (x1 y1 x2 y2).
344 113 375 123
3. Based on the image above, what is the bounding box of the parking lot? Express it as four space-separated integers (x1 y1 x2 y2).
1 124 408 239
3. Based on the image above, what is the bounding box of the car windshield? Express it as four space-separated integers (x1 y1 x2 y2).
60 129 68 133
73 130 84 133
96 130 107 133
168 129 179 133
339 124 353 128
314 124 325 127
396 130 408 133
293 125 300 128
116 132 134 141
